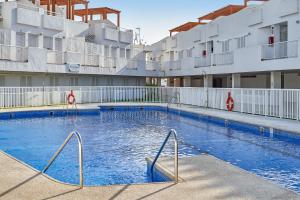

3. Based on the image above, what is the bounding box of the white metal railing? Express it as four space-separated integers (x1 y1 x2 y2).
82 54 99 67
47 50 64 64
194 55 211 68
43 9 64 17
99 57 117 69
164 60 181 71
261 40 298 60
0 86 299 121
145 61 161 71
126 59 141 70
212 51 234 66
17 3 40 12
0 44 28 62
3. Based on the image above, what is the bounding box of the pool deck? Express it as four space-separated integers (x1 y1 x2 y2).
0 151 299 200
0 103 300 199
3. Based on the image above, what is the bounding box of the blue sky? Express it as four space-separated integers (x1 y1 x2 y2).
87 0 245 44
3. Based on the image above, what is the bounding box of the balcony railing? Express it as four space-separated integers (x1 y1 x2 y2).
47 50 64 64
145 61 161 71
194 55 211 68
261 40 298 60
0 44 28 62
126 59 142 70
164 60 181 71
99 57 117 68
212 51 234 66
82 54 99 67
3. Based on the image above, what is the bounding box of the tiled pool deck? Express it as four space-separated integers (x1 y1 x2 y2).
0 103 299 200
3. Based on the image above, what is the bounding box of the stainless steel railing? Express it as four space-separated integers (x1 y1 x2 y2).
167 92 181 109
150 129 178 182
42 131 84 188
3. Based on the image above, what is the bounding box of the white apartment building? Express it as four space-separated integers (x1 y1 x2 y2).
148 0 300 89
0 0 299 89
0 0 162 87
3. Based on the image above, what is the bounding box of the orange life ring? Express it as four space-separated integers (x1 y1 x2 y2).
67 90 76 105
226 92 234 111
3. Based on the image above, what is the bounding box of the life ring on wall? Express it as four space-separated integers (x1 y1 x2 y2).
67 90 76 105
226 92 234 112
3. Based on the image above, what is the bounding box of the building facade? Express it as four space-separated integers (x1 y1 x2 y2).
0 0 162 87
148 0 300 89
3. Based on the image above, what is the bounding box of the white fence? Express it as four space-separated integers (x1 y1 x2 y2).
0 86 299 120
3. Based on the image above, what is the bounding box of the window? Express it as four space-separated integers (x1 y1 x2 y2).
123 79 128 86
107 78 113 86
55 38 63 51
28 34 39 47
69 77 79 86
237 36 246 49
186 48 193 57
0 76 5 86
92 77 97 86
222 40 230 52
136 79 141 86
43 36 53 50
16 32 26 47
50 76 59 86
120 48 126 58
20 76 32 87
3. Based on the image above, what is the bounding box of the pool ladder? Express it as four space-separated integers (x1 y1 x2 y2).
150 129 179 182
42 131 84 188
167 92 181 110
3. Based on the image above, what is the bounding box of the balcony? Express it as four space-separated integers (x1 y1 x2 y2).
99 57 117 68
194 55 211 68
104 27 119 41
212 51 234 66
82 54 99 67
261 40 298 61
47 50 64 64
119 30 133 44
164 60 181 71
146 61 161 71
0 44 28 62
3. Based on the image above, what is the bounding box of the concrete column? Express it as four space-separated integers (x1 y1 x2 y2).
270 71 282 89
183 76 192 87
25 32 29 47
174 78 181 87
108 45 112 57
53 37 56 50
10 31 16 46
204 75 213 88
232 73 241 88
116 47 120 58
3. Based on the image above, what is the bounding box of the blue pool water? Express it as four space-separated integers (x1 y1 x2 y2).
0 106 299 193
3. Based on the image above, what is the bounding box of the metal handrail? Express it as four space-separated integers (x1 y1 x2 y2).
42 131 84 188
150 129 178 182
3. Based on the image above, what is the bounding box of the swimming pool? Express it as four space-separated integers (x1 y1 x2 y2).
0 106 299 193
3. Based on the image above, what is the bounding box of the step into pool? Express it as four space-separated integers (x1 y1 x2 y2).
0 106 299 193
